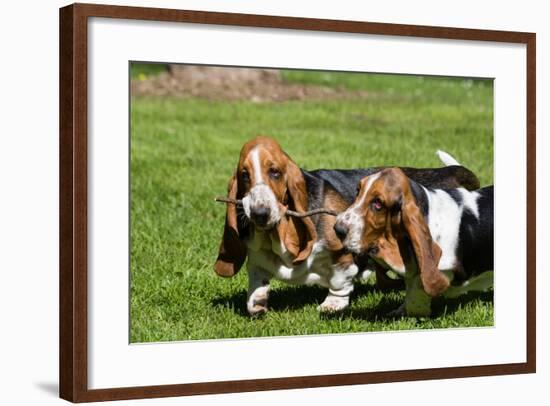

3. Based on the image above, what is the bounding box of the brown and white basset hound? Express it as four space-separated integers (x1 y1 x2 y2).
214 137 481 316
334 167 494 317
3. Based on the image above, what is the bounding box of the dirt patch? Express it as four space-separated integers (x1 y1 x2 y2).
131 65 370 102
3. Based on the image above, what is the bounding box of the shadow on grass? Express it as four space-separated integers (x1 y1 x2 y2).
432 290 494 318
211 290 249 317
331 289 494 322
323 293 402 322
211 282 383 317
212 282 493 321
212 284 329 317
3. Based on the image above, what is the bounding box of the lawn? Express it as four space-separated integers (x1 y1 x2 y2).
130 67 494 343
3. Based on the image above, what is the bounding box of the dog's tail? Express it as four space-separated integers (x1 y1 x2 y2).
436 150 461 167
437 150 480 191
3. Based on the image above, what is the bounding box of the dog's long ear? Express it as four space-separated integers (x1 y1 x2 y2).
214 173 247 277
401 191 449 297
283 159 317 264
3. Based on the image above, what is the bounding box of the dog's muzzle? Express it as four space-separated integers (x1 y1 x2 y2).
251 206 271 227
242 184 282 229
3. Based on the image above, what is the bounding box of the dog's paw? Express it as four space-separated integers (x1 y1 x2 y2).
318 295 349 314
247 287 269 317
247 304 268 317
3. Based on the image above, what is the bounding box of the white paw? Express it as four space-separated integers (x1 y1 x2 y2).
318 295 349 313
247 289 269 316
247 304 268 316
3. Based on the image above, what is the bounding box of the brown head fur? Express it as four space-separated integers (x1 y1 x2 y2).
352 168 450 296
214 137 317 276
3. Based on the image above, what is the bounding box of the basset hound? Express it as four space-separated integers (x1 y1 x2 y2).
214 137 481 316
334 167 494 317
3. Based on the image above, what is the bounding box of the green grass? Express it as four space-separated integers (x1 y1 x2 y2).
130 68 494 343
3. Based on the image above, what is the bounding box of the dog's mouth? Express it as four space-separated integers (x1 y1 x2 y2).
353 253 389 271
242 193 282 231
250 209 282 230
372 256 391 270
370 255 404 274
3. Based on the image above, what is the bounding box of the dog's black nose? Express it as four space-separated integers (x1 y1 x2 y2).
251 207 270 226
333 222 349 240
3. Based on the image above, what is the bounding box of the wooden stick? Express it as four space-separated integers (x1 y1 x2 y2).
214 196 338 217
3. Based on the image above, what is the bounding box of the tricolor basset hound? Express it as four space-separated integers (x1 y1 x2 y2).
214 137 481 316
334 167 494 317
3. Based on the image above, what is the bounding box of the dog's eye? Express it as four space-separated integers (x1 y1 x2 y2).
371 198 384 211
242 170 250 183
268 168 281 180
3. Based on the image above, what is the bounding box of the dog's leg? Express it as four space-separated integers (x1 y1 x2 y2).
403 273 432 317
387 302 406 318
318 263 358 313
247 267 271 316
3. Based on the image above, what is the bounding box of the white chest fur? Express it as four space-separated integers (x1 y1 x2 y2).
423 188 461 271
246 229 334 287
